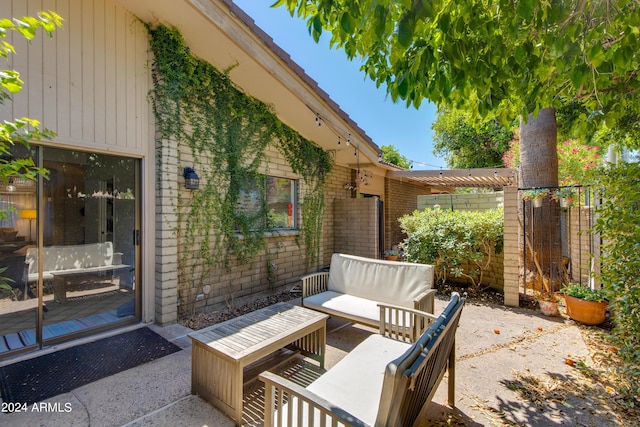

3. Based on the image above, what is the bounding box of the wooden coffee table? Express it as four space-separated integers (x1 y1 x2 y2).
188 302 328 425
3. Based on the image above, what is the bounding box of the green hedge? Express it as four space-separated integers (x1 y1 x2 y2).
594 162 640 401
399 208 503 290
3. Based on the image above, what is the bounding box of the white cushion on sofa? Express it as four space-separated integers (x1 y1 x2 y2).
307 333 413 426
303 290 422 331
327 253 433 308
303 291 381 325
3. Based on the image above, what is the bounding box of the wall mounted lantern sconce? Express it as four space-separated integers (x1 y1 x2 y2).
183 167 200 190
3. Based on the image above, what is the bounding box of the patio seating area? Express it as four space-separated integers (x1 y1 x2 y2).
0 294 619 427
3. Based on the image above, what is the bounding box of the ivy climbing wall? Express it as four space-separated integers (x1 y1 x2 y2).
146 24 335 320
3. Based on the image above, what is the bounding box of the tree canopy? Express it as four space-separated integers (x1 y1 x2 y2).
275 1 640 401
276 0 640 131
380 144 412 169
432 109 513 168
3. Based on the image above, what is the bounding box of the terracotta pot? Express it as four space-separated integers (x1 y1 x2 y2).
564 294 608 325
538 299 559 316
384 255 398 261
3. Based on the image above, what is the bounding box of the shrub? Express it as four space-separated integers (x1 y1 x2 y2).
399 208 503 290
593 161 640 401
560 283 607 302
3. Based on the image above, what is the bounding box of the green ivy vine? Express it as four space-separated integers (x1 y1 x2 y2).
146 24 333 313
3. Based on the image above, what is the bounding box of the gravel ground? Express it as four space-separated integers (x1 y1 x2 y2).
179 289 300 330
179 284 506 331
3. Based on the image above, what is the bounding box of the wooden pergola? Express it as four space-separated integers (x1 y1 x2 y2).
387 168 518 189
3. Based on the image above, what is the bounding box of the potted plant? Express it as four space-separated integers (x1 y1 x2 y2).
561 283 608 325
522 188 549 207
383 249 399 261
535 291 560 316
552 187 576 208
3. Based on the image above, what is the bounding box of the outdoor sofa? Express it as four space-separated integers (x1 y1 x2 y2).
260 292 466 427
301 253 436 328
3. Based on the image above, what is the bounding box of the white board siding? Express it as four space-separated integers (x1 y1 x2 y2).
1 0 151 155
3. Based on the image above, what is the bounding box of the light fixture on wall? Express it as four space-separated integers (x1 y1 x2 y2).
183 167 200 190
20 209 36 242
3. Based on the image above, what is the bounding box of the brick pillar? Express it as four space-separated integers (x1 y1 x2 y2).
503 186 520 306
155 137 180 325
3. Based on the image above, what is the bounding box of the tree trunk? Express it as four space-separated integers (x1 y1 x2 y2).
519 108 564 292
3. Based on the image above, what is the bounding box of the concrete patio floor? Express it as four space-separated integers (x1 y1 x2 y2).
0 295 622 426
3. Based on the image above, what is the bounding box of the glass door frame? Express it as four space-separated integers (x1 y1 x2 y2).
30 147 141 351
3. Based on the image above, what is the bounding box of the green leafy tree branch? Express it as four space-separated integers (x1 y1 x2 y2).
0 12 61 182
0 11 62 295
432 108 514 169
273 0 640 403
380 144 412 169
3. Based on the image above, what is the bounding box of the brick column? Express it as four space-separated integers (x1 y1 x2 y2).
503 186 520 306
155 137 180 325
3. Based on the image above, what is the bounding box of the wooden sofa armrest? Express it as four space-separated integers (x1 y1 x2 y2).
300 271 329 300
260 371 367 427
377 303 438 343
413 288 437 314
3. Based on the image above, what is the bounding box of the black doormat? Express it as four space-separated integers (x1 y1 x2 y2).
0 327 182 406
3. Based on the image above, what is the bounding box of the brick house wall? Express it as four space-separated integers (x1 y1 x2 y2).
157 146 354 321
321 165 353 267
333 198 380 258
155 136 180 325
384 179 431 251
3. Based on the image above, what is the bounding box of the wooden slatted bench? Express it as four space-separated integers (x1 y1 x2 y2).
260 293 465 427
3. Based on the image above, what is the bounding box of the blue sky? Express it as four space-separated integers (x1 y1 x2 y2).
232 0 445 169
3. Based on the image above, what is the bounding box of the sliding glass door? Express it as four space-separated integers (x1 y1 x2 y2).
0 144 39 355
0 146 140 357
